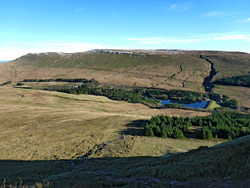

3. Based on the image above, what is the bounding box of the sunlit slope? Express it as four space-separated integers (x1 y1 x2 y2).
0 86 213 160
1 87 249 187
0 63 15 83
194 51 250 80
1 50 250 92
0 51 210 92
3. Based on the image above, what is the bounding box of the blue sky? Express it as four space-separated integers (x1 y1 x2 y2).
1 0 250 60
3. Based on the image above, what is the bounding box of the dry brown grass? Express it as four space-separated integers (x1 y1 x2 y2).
1 51 250 95
0 52 211 92
213 85 250 108
2 86 243 187
0 86 215 160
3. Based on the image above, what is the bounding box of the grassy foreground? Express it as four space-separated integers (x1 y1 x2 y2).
0 86 214 160
0 87 230 186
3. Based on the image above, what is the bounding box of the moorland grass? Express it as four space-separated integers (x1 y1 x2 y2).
0 87 214 160
1 87 249 187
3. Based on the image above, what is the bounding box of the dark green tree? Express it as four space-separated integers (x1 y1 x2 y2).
161 128 168 138
174 128 185 139
207 129 213 140
154 126 161 137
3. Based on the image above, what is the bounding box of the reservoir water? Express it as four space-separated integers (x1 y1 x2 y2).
161 99 209 109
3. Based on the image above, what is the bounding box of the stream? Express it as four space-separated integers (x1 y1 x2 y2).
200 55 217 93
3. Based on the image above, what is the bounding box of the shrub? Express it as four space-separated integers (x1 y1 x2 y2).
17 82 24 86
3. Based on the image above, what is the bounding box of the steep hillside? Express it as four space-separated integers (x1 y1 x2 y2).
0 50 210 92
1 50 250 94
201 52 250 79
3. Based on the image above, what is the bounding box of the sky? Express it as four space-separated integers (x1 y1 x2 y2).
1 0 250 60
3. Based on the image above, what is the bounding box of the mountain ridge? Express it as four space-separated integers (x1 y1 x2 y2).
0 49 249 93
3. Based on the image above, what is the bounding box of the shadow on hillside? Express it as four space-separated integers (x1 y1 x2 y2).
0 156 157 188
119 119 148 136
1 149 249 188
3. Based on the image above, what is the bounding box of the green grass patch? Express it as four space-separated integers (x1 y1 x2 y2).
206 100 221 110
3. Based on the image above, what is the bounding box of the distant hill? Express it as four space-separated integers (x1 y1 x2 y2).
0 49 249 92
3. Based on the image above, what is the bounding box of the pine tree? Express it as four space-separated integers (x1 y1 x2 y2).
160 121 166 128
155 126 161 137
145 124 151 136
156 116 161 125
166 124 173 136
161 128 168 138
202 128 207 139
149 128 154 137
174 128 185 139
246 121 250 128
198 118 203 127
208 121 213 128
206 129 213 140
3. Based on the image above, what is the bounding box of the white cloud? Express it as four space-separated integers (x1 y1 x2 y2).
127 32 250 45
0 49 41 60
128 37 203 45
200 11 221 17
168 2 193 12
213 34 250 41
168 4 177 11
200 11 238 18
236 17 250 23
0 42 104 60
45 42 103 50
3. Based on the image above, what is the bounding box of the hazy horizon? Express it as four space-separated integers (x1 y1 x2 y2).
0 60 11 63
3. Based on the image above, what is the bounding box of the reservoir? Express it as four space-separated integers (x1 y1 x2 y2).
161 99 209 109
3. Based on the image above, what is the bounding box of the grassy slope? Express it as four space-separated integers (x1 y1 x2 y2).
1 138 249 188
204 52 250 80
213 84 250 108
0 51 211 92
0 86 227 186
1 50 249 94
206 100 221 110
0 50 250 187
0 86 213 160
0 87 249 187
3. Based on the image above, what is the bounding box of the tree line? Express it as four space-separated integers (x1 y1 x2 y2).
22 78 89 83
208 93 238 109
141 88 205 104
57 84 161 106
20 77 239 110
214 75 250 88
55 82 238 109
0 81 12 86
144 112 250 140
